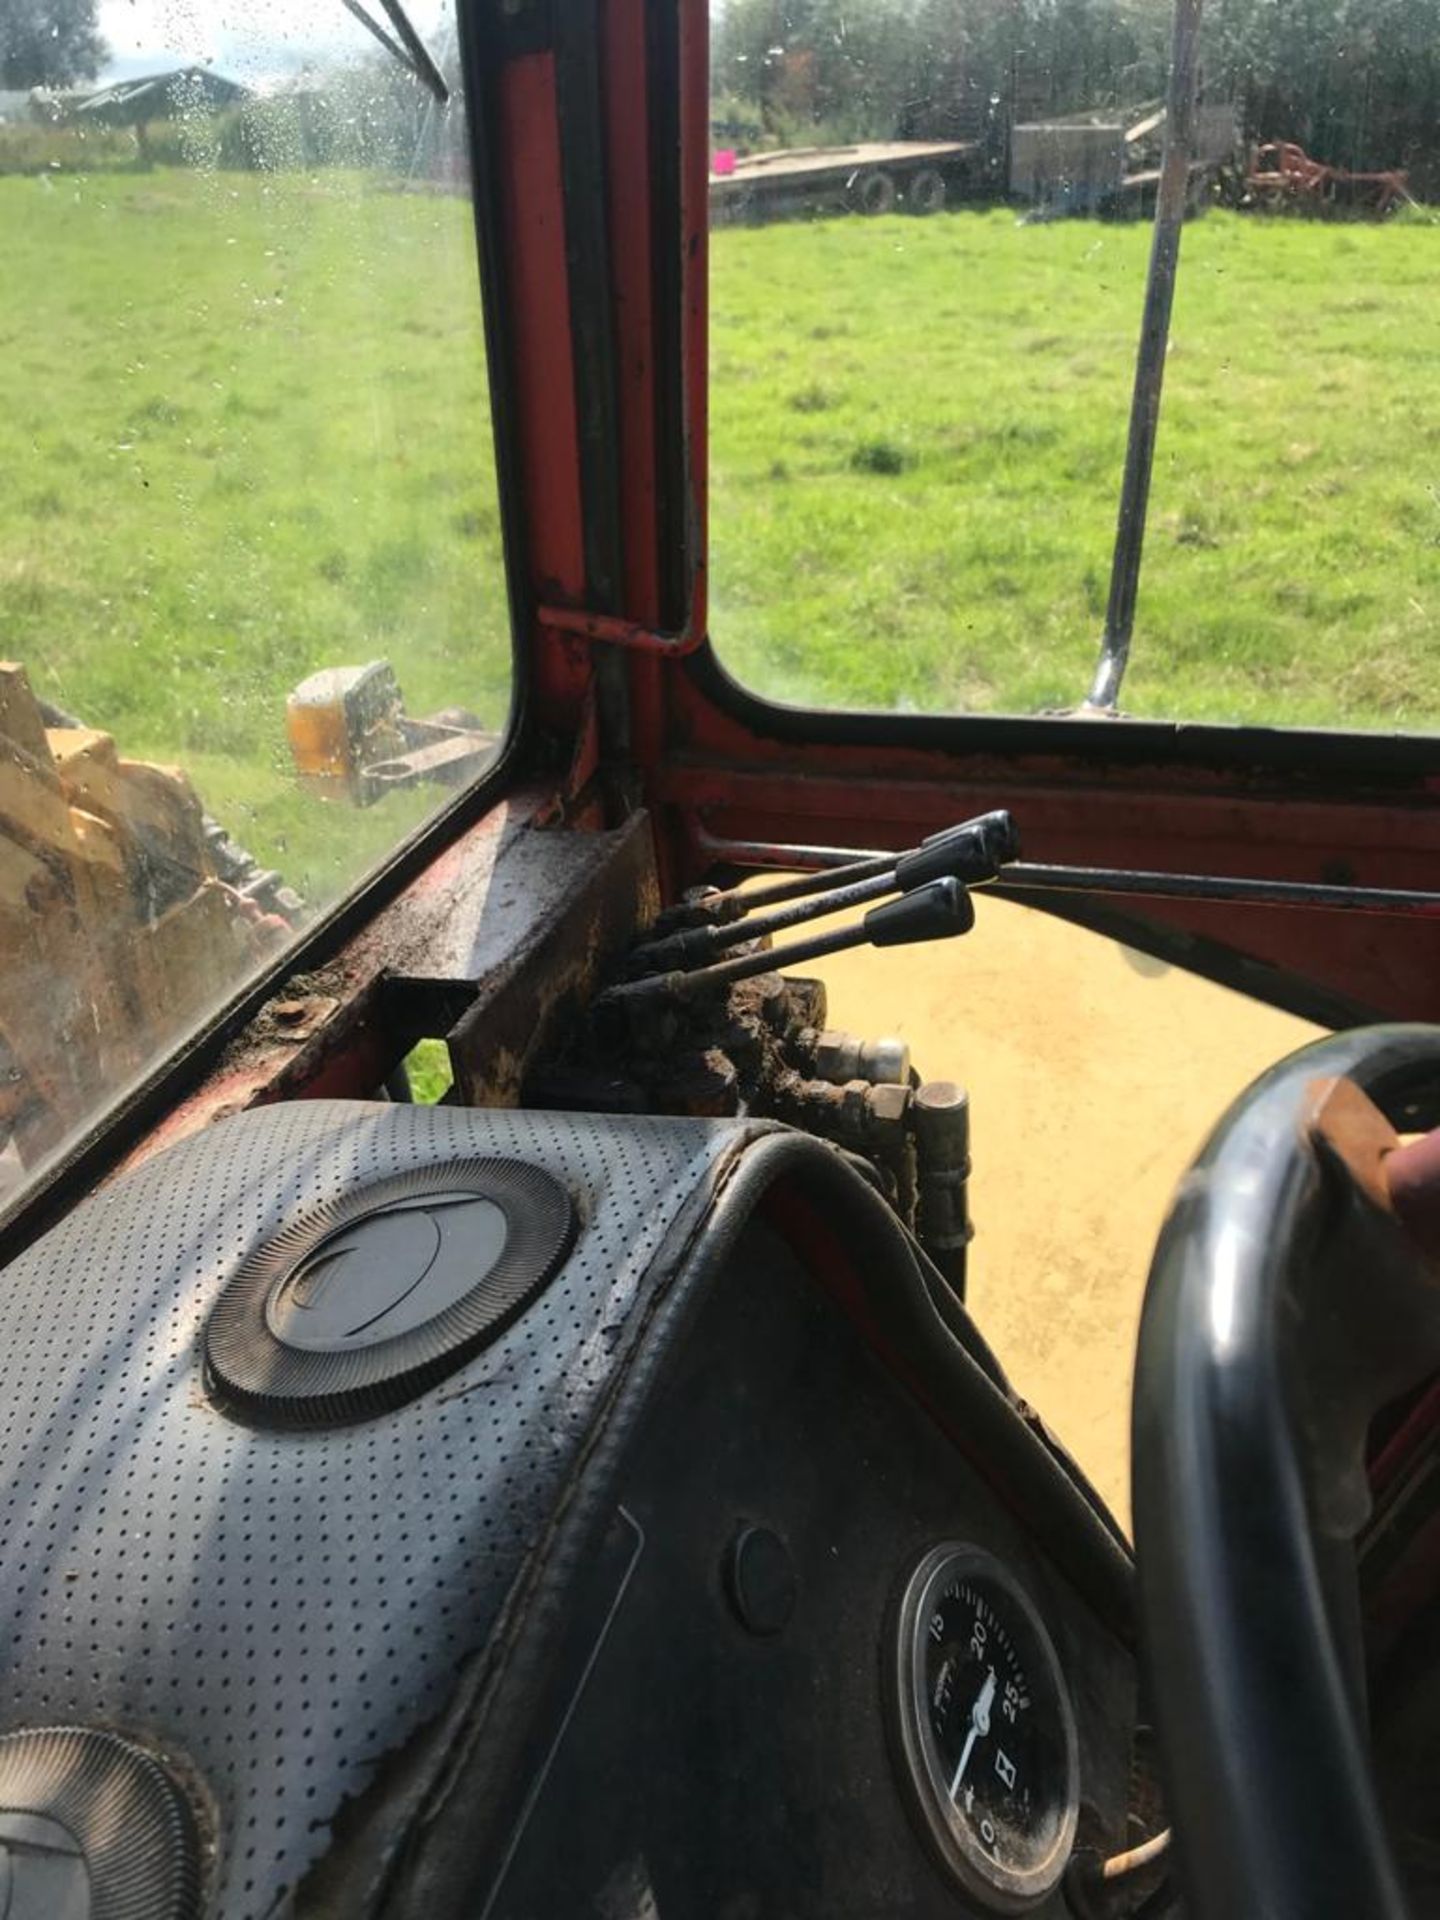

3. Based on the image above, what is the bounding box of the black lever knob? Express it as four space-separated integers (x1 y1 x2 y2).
899 810 1018 890
864 876 975 947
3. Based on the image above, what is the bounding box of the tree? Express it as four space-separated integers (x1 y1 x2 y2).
713 0 927 142
712 0 1440 188
1 0 107 91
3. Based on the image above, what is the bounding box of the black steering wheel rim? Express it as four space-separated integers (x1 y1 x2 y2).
1132 1024 1440 1920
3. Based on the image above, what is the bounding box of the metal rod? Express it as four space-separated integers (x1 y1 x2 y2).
695 832 1440 917
375 0 451 102
338 0 450 102
700 850 898 915
1085 0 1204 712
636 866 901 972
338 0 412 74
613 921 867 1002
695 809 1012 916
615 878 973 1002
695 829 884 874
1002 862 1440 916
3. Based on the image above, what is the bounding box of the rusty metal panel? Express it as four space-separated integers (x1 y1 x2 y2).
123 795 658 1168
450 807 658 1105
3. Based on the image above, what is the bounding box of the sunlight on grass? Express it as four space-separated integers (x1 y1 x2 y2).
710 207 1440 731
402 1037 456 1105
0 166 511 895
6 167 1437 931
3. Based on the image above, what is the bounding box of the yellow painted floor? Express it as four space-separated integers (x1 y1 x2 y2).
809 894 1321 1529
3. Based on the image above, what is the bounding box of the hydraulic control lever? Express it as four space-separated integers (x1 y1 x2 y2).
606 876 976 1007
638 810 1017 971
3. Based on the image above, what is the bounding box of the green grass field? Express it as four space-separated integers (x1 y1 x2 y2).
712 205 1440 727
3 170 1438 916
0 166 510 905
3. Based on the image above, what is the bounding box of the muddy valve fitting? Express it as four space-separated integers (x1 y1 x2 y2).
913 1080 973 1303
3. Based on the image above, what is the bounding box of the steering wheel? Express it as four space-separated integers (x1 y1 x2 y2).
1132 1025 1440 1920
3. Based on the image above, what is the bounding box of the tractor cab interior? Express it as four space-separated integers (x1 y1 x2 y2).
2 2 1440 1918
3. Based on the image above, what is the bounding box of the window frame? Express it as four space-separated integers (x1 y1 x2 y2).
0 0 537 1252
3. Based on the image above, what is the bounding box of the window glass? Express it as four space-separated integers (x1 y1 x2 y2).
708 0 1440 732
0 1 509 1204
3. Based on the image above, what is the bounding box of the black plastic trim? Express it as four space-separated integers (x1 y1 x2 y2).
683 638 1440 785
554 0 632 768
205 1158 576 1428
646 0 689 633
0 1725 204 1920
554 1 624 618
456 0 538 752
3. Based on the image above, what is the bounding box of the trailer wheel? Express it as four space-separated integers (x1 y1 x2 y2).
907 168 946 214
850 169 897 215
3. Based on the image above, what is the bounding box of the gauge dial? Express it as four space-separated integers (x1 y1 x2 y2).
892 1544 1079 1911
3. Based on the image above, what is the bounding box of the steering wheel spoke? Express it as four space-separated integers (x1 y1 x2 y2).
1134 1027 1440 1920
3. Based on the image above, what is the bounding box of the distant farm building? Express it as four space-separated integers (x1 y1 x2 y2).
66 68 253 127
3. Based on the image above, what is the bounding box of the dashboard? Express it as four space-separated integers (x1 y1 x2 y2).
481 1217 1137 1919
0 1099 1141 1918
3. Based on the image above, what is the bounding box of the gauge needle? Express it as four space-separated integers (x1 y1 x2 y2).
949 1667 997 1801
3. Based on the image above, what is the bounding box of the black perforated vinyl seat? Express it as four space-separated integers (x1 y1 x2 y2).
0 1103 757 1918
